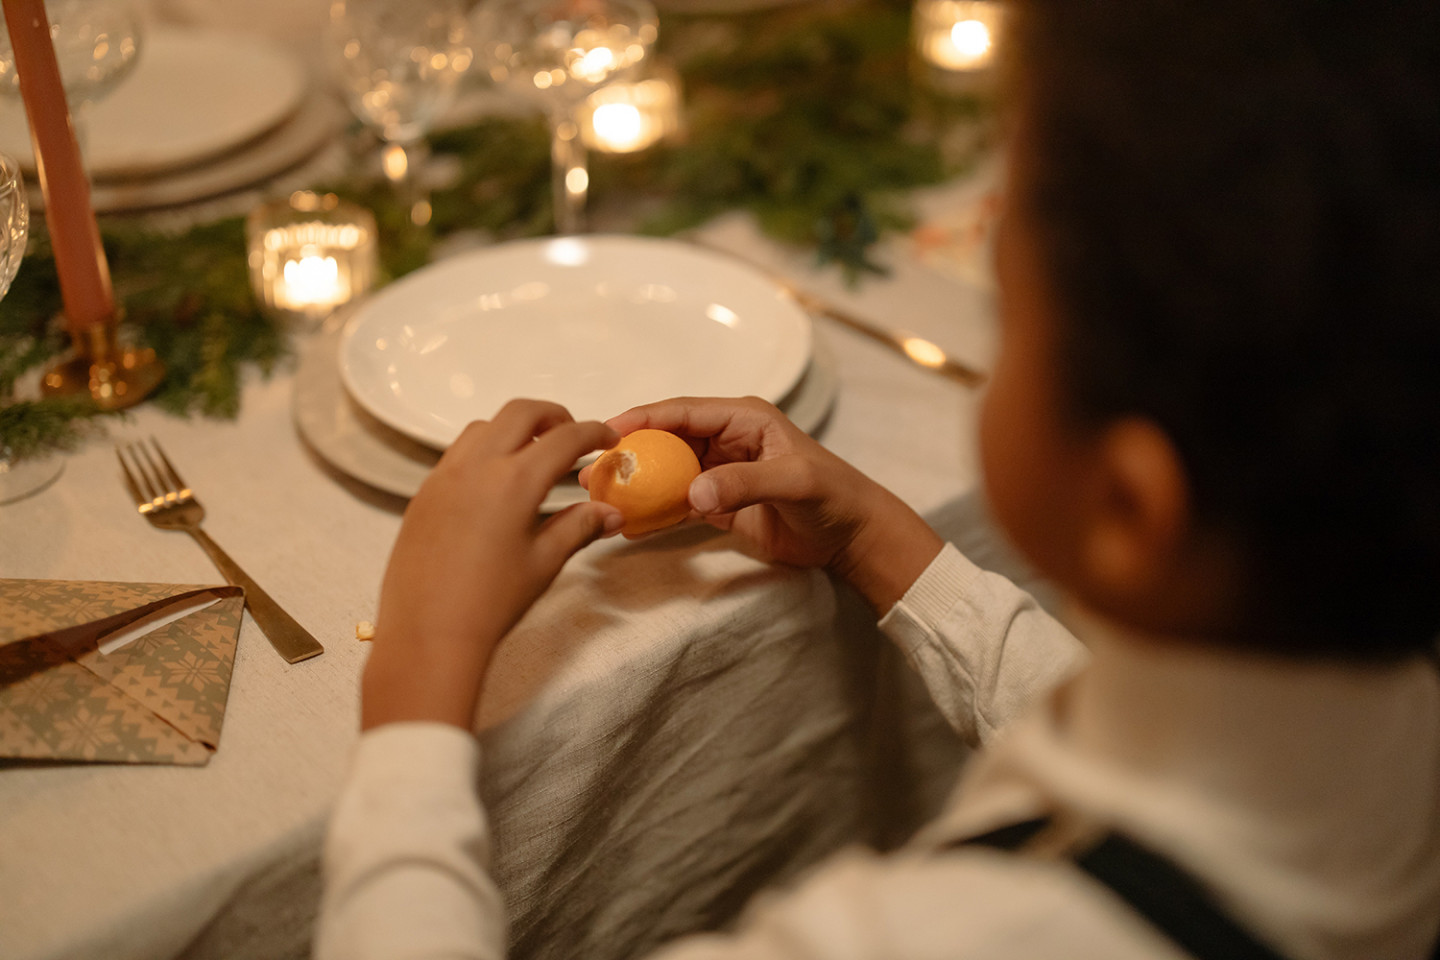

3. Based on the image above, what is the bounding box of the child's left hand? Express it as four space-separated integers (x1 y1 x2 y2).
360 399 624 731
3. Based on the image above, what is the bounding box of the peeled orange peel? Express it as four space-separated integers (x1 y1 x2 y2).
588 429 702 537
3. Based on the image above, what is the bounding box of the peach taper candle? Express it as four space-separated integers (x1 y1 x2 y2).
2 0 161 409
0 0 114 333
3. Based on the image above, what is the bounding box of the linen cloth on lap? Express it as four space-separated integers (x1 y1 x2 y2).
473 493 1043 960
476 528 883 960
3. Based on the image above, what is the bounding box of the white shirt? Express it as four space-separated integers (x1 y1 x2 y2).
315 544 1440 960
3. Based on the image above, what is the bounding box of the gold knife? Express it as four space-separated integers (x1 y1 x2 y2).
692 242 988 389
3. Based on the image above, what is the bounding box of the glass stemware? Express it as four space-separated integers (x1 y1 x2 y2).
0 152 63 506
474 0 658 234
0 0 144 159
327 0 474 229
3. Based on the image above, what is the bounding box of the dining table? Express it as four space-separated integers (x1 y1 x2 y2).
0 10 1056 955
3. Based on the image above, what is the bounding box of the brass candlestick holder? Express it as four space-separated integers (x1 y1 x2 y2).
40 312 164 411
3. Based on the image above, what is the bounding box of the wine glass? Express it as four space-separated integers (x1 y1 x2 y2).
473 0 658 234
0 152 62 506
0 0 144 159
327 0 474 228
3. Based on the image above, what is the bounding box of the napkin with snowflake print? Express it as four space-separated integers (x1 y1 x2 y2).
0 579 245 765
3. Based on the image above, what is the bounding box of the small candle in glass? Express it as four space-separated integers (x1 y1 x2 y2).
577 63 681 154
913 0 1004 84
246 191 378 327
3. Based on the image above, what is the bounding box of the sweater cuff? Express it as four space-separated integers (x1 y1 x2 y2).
351 721 481 790
879 542 981 639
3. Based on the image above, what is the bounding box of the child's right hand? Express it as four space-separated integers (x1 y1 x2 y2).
583 396 945 614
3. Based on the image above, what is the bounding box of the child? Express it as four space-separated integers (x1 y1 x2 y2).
316 0 1440 957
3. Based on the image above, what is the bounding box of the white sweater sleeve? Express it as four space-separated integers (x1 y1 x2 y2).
878 543 1086 746
315 722 506 960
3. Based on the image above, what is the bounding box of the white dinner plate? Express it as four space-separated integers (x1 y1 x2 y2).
74 93 346 214
0 26 307 180
296 316 837 508
339 236 815 451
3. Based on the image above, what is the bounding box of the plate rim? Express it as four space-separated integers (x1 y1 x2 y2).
337 235 815 450
0 25 308 180
48 93 345 215
295 316 837 508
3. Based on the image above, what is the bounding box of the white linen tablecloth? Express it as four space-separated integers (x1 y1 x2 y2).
0 198 1025 960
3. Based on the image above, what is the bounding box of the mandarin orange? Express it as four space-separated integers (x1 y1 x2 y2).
588 428 702 537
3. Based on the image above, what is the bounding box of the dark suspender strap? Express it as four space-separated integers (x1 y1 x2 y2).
952 818 1293 960
959 817 1050 852
1071 832 1292 960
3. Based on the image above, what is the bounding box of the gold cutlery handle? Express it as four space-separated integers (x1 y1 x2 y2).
185 527 324 664
689 240 987 388
790 290 988 389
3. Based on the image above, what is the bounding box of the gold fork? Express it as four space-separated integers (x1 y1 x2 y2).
117 438 324 664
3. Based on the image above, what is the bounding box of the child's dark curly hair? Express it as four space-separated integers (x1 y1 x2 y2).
1007 0 1440 657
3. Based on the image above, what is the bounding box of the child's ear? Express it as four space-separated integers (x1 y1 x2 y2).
1079 418 1191 605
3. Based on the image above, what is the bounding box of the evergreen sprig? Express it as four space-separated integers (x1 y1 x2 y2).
0 394 108 461
619 0 988 280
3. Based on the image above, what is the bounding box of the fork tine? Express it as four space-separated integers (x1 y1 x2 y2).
133 442 175 500
121 443 160 501
115 446 150 508
147 437 191 499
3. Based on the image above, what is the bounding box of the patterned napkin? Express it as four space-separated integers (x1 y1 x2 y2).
0 579 245 765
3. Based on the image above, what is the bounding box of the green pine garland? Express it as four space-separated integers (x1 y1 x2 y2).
0 394 107 460
0 0 989 460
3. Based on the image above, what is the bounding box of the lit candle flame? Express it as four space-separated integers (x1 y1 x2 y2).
916 0 1002 73
279 248 347 311
580 74 681 154
247 192 378 323
950 19 991 58
591 102 645 151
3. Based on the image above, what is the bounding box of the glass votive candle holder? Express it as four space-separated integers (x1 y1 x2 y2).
246 191 379 329
912 0 1005 92
577 61 682 155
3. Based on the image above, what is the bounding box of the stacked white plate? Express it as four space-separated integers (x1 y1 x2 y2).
0 26 346 213
294 235 838 508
